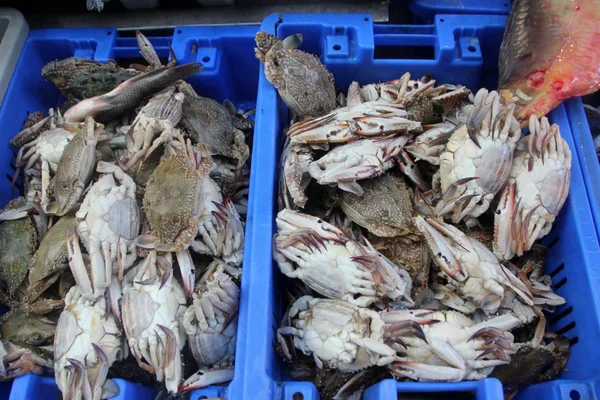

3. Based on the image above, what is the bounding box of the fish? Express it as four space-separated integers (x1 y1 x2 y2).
64 62 203 123
498 0 600 125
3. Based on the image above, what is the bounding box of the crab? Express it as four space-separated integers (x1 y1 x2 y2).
41 57 140 100
333 173 418 238
188 157 245 267
274 209 413 307
494 115 571 260
121 251 187 394
490 333 570 393
367 234 433 306
24 215 78 305
414 216 534 314
43 117 108 216
180 262 239 392
383 309 520 381
279 139 313 209
11 110 72 185
0 199 39 303
286 101 422 148
54 282 121 400
308 134 411 196
180 90 250 170
435 89 521 225
0 309 56 346
277 296 398 371
255 31 336 119
135 137 213 296
122 86 185 171
72 161 140 299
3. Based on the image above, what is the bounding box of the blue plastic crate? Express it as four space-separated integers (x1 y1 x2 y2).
404 0 511 24
0 24 261 399
246 13 600 400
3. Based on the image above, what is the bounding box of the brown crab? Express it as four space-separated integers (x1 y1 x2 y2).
490 333 570 393
0 199 39 304
135 137 213 297
255 31 336 119
333 173 418 239
43 117 108 216
42 57 140 100
180 92 249 169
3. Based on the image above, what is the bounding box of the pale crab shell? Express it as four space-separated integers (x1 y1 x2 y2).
308 134 411 196
384 310 520 382
121 252 188 394
278 296 397 372
191 175 245 267
494 115 571 260
437 89 521 224
16 127 75 176
287 101 422 147
183 263 239 369
54 286 121 400
274 209 413 307
122 87 184 170
414 216 533 314
76 161 140 297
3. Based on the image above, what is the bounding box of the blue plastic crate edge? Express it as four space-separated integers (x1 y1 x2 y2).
564 98 600 242
405 0 511 24
363 379 504 400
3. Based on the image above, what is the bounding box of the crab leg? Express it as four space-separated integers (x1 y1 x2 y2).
175 249 195 300
276 209 348 241
67 231 95 301
389 362 467 382
157 324 182 394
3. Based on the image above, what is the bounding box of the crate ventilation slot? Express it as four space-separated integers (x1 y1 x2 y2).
549 306 573 325
549 263 565 278
555 321 576 336
552 277 567 291
546 236 560 249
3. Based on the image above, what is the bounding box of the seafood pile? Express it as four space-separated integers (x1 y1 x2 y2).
257 31 573 399
0 31 251 398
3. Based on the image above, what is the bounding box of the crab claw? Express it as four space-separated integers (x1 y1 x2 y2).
178 368 234 394
175 249 195 301
277 228 327 253
276 209 348 242
385 320 428 344
475 348 511 362
413 216 467 282
156 324 183 394
66 230 95 301
388 361 466 382
106 278 123 328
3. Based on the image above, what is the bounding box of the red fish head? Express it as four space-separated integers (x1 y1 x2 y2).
498 0 600 126
499 63 600 126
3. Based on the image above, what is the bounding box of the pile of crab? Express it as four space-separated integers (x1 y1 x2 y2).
256 31 572 399
0 32 251 399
